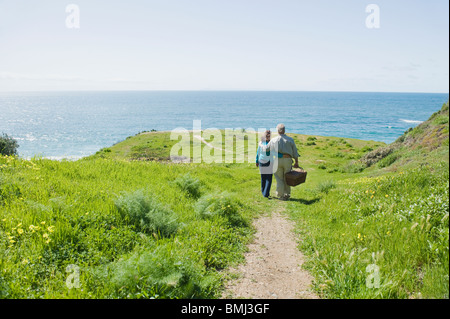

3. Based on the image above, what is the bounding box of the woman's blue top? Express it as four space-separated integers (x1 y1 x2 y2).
256 141 272 164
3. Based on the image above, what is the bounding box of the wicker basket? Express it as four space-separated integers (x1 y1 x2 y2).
285 168 307 187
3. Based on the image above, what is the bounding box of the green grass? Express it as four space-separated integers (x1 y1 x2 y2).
0 102 448 299
288 162 449 298
0 156 274 298
285 102 449 299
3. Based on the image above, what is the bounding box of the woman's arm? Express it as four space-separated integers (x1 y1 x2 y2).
256 145 260 166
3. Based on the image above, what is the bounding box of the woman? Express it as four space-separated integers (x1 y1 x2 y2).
256 130 273 198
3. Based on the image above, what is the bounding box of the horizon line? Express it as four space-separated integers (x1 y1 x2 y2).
0 89 449 95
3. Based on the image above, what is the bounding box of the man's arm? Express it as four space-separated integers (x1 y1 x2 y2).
293 157 299 168
291 138 300 168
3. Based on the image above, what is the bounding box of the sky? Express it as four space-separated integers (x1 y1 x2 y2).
0 0 448 92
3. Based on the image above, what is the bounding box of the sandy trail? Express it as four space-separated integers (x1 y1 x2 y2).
223 206 318 299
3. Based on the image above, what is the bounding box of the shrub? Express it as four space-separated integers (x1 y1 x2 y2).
361 146 373 153
433 115 449 125
195 192 246 227
340 161 366 173
97 242 218 298
360 145 395 167
318 164 327 170
0 133 18 156
378 153 399 168
115 190 179 237
174 174 202 199
317 180 337 194
332 152 346 158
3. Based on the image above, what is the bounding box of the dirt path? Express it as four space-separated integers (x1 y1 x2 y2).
223 205 318 299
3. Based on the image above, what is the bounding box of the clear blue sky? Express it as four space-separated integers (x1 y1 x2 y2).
0 0 448 92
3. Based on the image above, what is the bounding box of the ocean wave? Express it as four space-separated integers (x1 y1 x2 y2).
14 133 37 142
400 119 423 124
23 155 83 161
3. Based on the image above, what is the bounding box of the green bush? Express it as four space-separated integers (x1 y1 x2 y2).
433 115 449 125
340 161 366 173
174 173 202 199
195 192 246 227
332 152 346 158
378 153 399 168
317 180 337 194
361 146 374 153
0 133 18 156
115 190 179 237
96 242 218 298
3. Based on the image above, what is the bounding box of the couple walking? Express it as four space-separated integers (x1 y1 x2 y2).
256 124 299 200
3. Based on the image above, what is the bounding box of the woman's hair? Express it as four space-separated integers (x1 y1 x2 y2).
260 130 271 142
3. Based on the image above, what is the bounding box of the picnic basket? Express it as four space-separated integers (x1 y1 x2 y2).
285 168 307 187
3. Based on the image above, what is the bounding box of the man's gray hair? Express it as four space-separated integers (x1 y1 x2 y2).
277 123 285 134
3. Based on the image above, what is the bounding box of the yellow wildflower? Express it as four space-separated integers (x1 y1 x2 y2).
22 259 29 265
47 226 55 233
17 228 23 235
41 221 46 225
43 233 49 239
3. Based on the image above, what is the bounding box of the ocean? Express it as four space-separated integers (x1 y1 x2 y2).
0 91 448 159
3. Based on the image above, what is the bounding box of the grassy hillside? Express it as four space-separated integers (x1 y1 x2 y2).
0 101 448 299
0 156 272 298
0 130 382 298
360 101 449 170
287 101 449 298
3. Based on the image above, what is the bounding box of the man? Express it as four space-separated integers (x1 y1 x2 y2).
270 124 299 200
